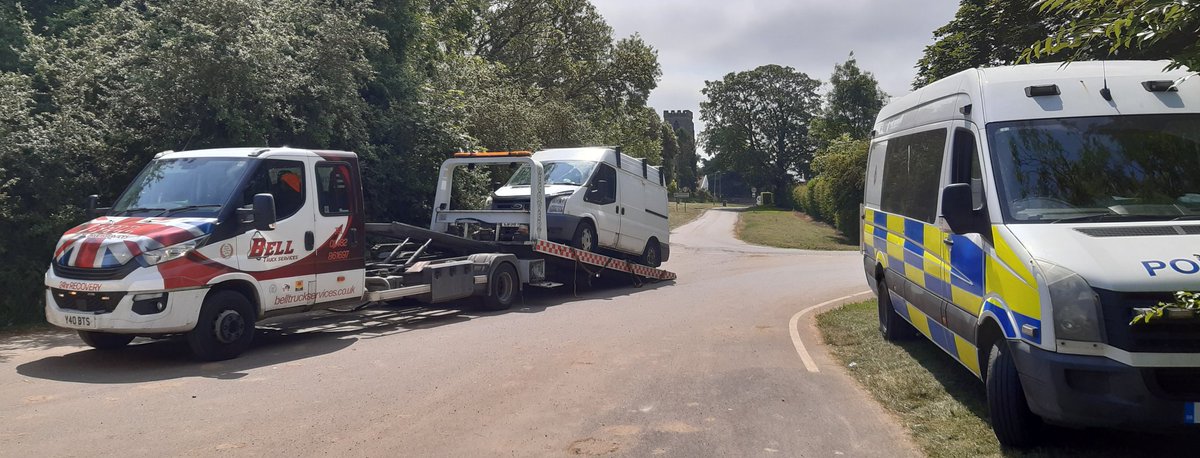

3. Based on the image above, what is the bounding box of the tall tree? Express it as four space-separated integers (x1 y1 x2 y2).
818 54 887 141
1028 0 1200 70
700 65 822 199
674 127 697 190
659 122 679 184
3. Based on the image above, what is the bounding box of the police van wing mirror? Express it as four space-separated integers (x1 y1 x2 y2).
941 183 985 234
252 193 277 231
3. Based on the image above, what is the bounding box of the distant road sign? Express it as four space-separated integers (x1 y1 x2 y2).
674 192 691 198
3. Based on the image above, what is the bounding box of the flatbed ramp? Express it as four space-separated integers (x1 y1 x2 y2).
365 222 675 281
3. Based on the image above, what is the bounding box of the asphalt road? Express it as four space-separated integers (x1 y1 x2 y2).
0 208 916 457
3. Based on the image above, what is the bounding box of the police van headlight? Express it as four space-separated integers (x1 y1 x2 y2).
1038 260 1104 342
547 196 568 213
142 237 205 266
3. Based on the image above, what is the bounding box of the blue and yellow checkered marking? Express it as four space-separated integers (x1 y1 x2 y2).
864 208 1044 347
890 291 981 376
1186 403 1200 424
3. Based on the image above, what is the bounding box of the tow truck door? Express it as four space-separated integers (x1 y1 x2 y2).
235 157 318 311
311 158 366 304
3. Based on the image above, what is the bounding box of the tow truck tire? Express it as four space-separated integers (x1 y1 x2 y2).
480 263 519 311
572 220 597 252
78 331 135 350
877 277 916 341
187 290 256 361
986 342 1041 448
640 239 662 267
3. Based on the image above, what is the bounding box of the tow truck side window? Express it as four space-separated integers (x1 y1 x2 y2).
316 162 353 216
243 159 306 220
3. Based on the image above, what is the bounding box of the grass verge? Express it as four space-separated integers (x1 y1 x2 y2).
816 300 1200 457
668 201 718 230
735 207 855 250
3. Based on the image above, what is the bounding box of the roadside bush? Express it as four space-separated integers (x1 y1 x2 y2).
792 183 808 213
808 134 869 243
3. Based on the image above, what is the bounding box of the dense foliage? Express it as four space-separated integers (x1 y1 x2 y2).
0 0 664 326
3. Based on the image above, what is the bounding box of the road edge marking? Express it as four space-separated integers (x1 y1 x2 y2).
789 290 873 373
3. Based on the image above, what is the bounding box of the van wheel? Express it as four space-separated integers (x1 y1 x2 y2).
480 263 519 311
187 290 256 361
877 277 916 341
987 342 1041 448
77 331 135 350
640 239 662 267
572 220 597 252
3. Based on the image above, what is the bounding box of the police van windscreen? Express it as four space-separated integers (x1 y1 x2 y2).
506 161 598 187
988 114 1200 223
111 157 254 217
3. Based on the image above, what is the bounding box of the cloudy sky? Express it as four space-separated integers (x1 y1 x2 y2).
592 0 961 151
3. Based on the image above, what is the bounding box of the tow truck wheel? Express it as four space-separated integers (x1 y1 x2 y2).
77 331 135 350
640 239 662 267
877 277 916 341
187 290 256 361
572 220 597 252
986 342 1041 448
480 263 519 311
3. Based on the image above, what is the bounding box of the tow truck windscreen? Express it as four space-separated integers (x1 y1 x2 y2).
110 157 253 217
506 161 597 187
988 114 1200 223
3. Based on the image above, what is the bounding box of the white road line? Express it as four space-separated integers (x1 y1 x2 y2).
789 290 874 373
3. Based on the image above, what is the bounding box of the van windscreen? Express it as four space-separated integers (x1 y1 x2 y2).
988 114 1200 223
507 161 598 187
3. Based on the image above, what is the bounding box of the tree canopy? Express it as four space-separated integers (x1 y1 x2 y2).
700 64 821 199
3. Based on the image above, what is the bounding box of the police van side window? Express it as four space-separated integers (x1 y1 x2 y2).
880 129 948 223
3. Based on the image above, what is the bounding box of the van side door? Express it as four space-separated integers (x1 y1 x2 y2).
615 171 649 254
584 162 621 248
879 127 951 334
941 124 988 345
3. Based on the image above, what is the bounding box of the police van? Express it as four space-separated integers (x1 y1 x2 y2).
861 61 1200 446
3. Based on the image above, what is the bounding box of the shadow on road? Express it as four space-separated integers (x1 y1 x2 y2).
12 277 672 384
894 337 1200 456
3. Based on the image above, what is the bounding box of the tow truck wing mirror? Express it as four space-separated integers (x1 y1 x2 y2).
252 193 277 231
85 194 109 219
940 183 986 234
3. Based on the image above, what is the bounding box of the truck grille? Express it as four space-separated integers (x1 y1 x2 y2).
49 288 125 313
52 262 139 280
1097 289 1200 353
491 199 531 211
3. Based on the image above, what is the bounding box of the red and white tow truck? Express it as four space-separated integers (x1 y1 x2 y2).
44 147 674 360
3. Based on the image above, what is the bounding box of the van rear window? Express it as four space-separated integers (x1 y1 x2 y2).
880 129 947 223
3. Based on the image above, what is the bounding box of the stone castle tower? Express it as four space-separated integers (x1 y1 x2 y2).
663 110 694 140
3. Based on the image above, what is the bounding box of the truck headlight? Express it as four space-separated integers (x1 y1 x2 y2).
142 237 204 266
547 196 568 213
1039 260 1103 342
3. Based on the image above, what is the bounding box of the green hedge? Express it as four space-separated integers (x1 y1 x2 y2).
796 135 869 243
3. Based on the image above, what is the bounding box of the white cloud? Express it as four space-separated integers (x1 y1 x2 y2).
592 0 960 155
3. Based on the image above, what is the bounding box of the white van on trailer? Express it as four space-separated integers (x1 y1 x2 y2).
490 147 670 267
862 60 1200 446
45 148 675 361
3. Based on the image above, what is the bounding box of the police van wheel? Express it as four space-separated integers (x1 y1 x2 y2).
187 290 256 361
877 277 916 341
78 331 135 350
480 263 519 311
986 342 1041 448
572 221 597 252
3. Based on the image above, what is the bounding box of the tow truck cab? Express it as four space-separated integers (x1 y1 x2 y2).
45 147 367 357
